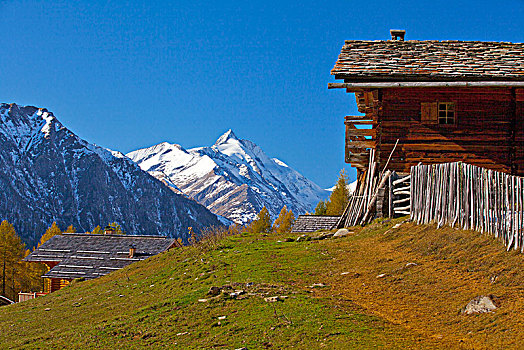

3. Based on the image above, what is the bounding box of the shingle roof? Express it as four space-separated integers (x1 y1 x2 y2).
291 215 340 233
331 40 524 82
25 233 176 280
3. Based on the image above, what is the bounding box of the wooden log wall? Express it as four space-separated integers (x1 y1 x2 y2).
376 87 523 176
516 89 524 176
411 162 524 251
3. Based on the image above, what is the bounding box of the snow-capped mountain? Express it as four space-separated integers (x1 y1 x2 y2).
127 130 330 223
0 103 223 247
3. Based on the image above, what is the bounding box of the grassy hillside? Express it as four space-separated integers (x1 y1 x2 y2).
2 218 524 349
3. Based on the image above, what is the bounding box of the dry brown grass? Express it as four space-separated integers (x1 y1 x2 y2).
310 219 524 349
190 224 242 252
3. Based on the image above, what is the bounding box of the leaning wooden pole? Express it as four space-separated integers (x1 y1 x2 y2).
361 170 392 224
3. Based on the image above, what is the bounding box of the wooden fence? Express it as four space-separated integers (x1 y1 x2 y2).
411 162 524 251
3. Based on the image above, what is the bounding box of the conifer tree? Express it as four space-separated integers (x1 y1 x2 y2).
314 200 328 215
0 220 25 299
108 222 125 235
64 225 76 233
326 169 350 215
250 206 272 233
282 209 295 232
228 223 242 235
19 249 45 294
272 206 287 233
38 222 61 247
88 226 102 235
272 206 295 233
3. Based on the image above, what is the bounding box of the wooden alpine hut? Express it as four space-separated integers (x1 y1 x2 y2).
23 233 177 296
329 30 524 179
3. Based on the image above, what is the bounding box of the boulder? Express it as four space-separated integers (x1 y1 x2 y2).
333 229 351 238
313 232 334 240
463 295 499 315
296 234 310 242
207 286 222 296
264 296 285 302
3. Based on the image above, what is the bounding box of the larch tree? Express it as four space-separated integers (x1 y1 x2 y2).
326 169 350 215
282 210 295 232
272 206 287 233
88 226 102 235
272 206 295 233
250 206 272 233
22 249 46 294
38 222 62 247
64 225 76 233
314 200 328 215
108 222 125 235
0 220 25 300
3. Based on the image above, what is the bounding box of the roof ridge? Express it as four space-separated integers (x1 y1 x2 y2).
343 39 524 45
61 232 173 239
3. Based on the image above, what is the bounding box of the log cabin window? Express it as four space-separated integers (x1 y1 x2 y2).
437 102 455 125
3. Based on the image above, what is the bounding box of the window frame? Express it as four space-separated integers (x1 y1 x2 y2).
437 102 456 125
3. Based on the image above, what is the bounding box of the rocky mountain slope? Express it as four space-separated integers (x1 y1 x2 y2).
127 130 329 223
0 103 223 246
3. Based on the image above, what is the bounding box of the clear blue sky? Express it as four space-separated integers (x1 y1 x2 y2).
1 0 523 187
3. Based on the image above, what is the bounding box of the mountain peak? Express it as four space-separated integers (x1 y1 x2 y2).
0 104 223 246
214 129 238 145
129 130 330 224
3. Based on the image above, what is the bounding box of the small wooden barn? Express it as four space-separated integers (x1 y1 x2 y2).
24 233 177 294
329 30 524 179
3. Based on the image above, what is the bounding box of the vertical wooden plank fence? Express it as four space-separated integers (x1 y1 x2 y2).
410 162 524 251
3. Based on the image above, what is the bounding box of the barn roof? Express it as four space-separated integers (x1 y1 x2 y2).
291 215 340 233
331 40 524 82
25 233 176 280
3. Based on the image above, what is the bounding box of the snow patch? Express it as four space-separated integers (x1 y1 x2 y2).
326 180 358 194
272 158 289 168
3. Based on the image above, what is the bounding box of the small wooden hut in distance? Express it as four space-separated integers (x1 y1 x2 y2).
329 30 524 179
23 233 177 296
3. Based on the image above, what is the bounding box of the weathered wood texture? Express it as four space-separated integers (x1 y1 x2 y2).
337 149 393 227
375 87 523 176
344 89 380 171
411 162 524 251
391 174 411 216
516 90 524 176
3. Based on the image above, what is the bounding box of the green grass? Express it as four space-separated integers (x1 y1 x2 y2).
0 227 417 349
3 218 524 349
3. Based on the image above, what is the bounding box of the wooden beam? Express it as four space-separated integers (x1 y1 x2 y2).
347 129 376 137
345 115 373 121
347 155 370 162
329 81 524 89
345 120 377 126
346 140 376 149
